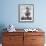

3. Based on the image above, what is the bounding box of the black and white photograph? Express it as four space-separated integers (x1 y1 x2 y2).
18 4 34 22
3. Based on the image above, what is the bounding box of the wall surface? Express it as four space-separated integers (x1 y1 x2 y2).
0 0 46 29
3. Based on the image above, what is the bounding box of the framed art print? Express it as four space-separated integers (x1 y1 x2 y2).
18 4 34 22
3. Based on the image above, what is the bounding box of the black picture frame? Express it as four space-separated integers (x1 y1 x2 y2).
18 4 34 22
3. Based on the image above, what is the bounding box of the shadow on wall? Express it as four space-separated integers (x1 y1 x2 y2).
0 24 7 43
